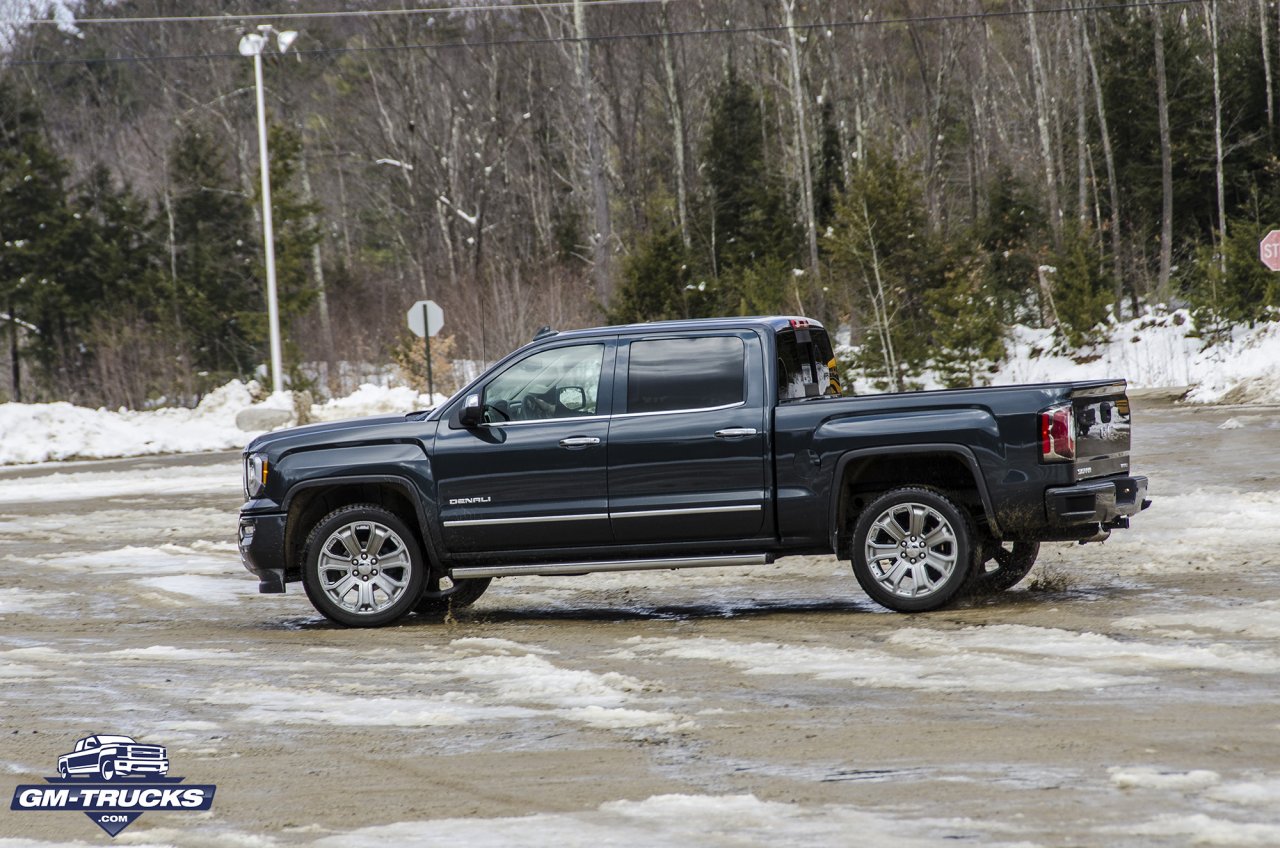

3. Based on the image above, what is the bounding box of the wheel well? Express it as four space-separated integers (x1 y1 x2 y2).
285 483 423 578
834 453 989 557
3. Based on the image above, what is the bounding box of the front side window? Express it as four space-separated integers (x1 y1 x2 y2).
626 336 745 414
484 343 604 422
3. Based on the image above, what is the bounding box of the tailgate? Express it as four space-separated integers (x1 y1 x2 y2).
1069 382 1132 480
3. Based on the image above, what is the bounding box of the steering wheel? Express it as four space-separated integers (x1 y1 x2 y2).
487 399 511 421
522 396 551 420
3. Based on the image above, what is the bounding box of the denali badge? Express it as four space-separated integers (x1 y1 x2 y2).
449 496 492 505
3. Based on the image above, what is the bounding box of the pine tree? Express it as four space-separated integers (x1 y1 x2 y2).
609 216 691 324
826 149 943 387
254 124 321 376
169 122 258 382
698 68 796 281
926 250 1007 388
0 78 73 401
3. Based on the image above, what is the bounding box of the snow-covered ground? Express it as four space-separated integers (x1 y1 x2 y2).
0 402 1278 846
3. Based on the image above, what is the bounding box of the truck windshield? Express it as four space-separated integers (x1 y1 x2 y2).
777 327 841 402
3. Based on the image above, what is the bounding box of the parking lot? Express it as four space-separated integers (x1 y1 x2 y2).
2 398 1279 846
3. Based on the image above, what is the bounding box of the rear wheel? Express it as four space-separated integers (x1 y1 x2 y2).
975 540 1040 592
415 575 492 617
301 504 426 627
850 487 979 612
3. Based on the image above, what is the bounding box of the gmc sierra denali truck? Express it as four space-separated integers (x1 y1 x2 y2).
238 316 1149 627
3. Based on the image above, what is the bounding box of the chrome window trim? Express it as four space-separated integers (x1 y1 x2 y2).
481 399 746 427
483 413 607 429
610 504 762 519
443 512 609 528
611 401 746 420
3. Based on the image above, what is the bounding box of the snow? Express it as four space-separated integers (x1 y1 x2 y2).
614 622 1280 694
844 309 1280 403
1121 813 1280 845
1108 766 1221 791
309 794 963 848
0 381 443 466
196 638 688 732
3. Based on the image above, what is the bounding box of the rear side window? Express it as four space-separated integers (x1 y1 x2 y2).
626 336 745 413
778 327 841 402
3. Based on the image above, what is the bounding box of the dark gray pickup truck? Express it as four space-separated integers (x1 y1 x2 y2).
238 316 1149 627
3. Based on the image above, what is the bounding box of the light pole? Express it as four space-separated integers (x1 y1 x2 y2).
239 25 298 396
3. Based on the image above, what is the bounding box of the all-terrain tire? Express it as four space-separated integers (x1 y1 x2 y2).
850 486 979 613
415 576 492 617
974 540 1041 593
301 504 426 628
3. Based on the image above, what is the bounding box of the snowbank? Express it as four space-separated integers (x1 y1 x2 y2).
0 381 447 466
847 309 1280 404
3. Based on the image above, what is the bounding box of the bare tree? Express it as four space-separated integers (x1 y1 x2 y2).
1153 5 1174 303
1026 0 1063 248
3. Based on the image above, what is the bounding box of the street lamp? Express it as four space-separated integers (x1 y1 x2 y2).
239 25 297 397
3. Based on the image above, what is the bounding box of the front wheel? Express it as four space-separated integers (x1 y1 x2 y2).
301 504 426 627
850 487 979 612
100 759 117 781
415 575 492 617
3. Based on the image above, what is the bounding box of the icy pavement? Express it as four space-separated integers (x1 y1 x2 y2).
0 401 1278 846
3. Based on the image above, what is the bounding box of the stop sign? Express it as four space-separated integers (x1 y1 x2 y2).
1261 230 1280 271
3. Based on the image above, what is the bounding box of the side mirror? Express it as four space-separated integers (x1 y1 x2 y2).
558 386 586 411
459 392 484 428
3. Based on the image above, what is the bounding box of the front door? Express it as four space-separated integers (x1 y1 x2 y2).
434 341 615 553
607 332 769 543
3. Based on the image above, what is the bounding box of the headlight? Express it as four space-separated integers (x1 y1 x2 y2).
244 453 269 499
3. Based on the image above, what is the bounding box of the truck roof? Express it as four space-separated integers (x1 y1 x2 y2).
543 315 825 343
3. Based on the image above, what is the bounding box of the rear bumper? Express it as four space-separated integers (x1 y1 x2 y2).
1046 475 1149 527
238 512 288 593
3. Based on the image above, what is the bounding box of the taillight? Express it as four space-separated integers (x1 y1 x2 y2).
1040 404 1075 462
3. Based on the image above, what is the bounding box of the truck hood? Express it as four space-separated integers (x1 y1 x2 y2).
244 413 435 456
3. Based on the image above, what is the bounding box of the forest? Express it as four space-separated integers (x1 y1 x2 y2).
2 0 1279 407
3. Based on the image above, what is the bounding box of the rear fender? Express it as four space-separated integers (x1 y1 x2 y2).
828 444 999 554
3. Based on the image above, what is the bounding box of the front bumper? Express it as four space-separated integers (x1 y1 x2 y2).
1046 475 1149 527
238 512 288 593
116 760 169 776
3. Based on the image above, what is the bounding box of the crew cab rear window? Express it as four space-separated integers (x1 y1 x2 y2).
626 336 745 413
777 327 841 402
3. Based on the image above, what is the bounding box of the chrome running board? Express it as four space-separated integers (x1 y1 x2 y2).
450 553 771 580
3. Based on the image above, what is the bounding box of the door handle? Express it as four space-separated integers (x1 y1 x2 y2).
558 436 601 448
713 428 758 439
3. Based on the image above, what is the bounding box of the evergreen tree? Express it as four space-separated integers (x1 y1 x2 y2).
812 99 844 231
1183 217 1280 327
254 123 321 373
698 68 795 285
827 149 943 387
975 168 1047 325
609 215 691 324
0 77 73 401
925 250 1007 388
169 122 258 381
1049 224 1113 348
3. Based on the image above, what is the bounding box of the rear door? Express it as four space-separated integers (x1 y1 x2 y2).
607 331 769 543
